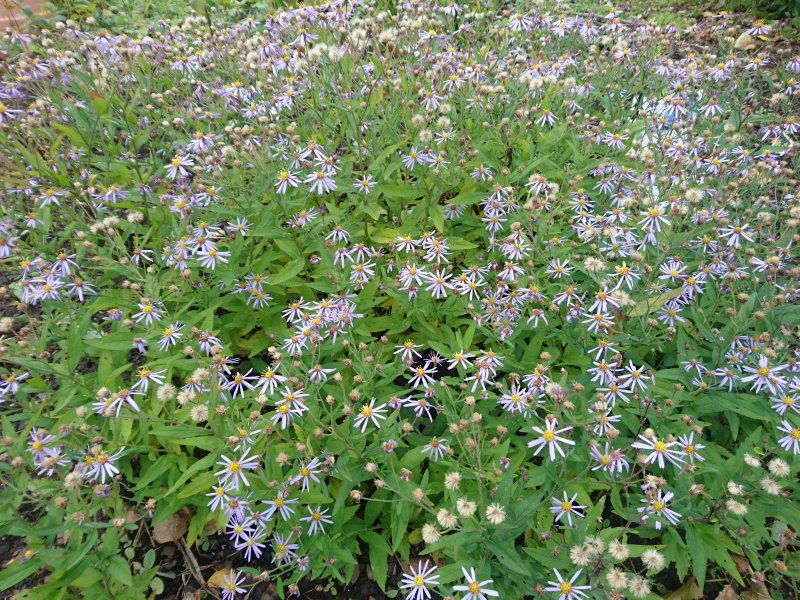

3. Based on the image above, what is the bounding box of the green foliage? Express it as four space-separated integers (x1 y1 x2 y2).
0 1 799 600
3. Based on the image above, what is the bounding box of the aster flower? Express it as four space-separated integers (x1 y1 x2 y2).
638 490 681 530
275 169 300 193
719 222 754 248
257 367 287 396
452 567 499 600
271 396 308 430
528 418 575 461
395 235 419 253
27 428 56 462
354 398 388 432
308 364 335 384
771 393 799 416
590 443 630 474
0 102 21 123
270 532 299 565
550 492 586 526
354 174 377 194
638 203 670 233
265 490 299 521
305 169 336 195
741 355 788 395
544 569 591 600
424 271 453 298
610 262 640 290
207 482 235 512
164 155 194 180
631 435 685 469
290 457 322 491
621 361 653 393
776 420 800 454
403 396 436 421
220 569 246 600
84 447 125 483
235 534 265 562
131 367 166 393
408 363 437 388
677 432 706 465
300 505 333 536
197 331 223 355
224 369 257 399
215 450 259 490
197 248 230 270
422 437 448 462
448 349 474 370
402 147 426 170
395 340 423 363
399 559 440 600
158 323 184 351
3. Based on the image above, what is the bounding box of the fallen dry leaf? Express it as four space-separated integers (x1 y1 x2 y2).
152 512 189 544
733 33 755 50
207 569 230 588
740 582 770 600
664 577 703 600
203 519 220 536
716 584 738 600
125 506 140 524
731 554 749 575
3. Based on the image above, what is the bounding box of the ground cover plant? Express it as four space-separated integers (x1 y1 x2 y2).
0 1 798 598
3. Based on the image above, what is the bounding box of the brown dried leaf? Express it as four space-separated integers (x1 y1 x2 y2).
734 33 755 50
716 584 738 600
664 577 703 600
125 506 140 524
203 519 220 536
207 569 230 588
731 554 749 575
740 582 770 600
152 512 189 544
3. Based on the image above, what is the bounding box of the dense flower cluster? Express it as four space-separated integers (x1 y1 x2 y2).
0 0 798 598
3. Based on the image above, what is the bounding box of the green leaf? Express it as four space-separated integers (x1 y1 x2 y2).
368 541 389 591
0 559 42 591
270 259 305 285
628 287 683 317
430 204 445 232
134 455 175 491
101 527 119 556
487 540 530 577
70 567 103 589
107 555 132 587
143 549 156 570
165 453 217 497
391 500 412 553
685 525 707 589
